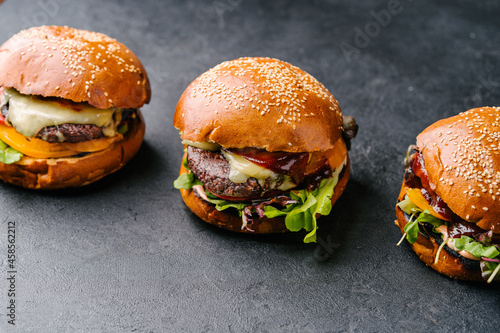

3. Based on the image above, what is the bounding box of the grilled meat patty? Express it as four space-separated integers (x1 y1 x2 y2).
187 146 289 199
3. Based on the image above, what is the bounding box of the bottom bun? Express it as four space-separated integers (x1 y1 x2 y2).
0 111 145 190
179 155 350 234
396 183 484 281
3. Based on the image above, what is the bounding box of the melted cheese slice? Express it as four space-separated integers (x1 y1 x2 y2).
222 150 292 187
3 88 116 137
221 151 295 191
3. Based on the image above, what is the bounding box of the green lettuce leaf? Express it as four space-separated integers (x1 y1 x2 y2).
173 172 195 190
453 236 500 259
403 218 420 244
265 174 339 243
173 156 202 190
403 210 446 244
415 210 445 229
0 140 23 164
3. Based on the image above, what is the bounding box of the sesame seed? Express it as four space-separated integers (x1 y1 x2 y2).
14 26 145 108
188 57 341 133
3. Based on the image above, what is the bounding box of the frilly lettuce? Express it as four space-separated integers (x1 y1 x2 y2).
264 176 338 243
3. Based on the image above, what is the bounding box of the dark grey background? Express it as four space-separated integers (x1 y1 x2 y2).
0 0 499 332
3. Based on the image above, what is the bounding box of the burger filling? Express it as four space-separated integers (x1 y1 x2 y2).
187 146 305 200
0 87 135 162
175 139 348 243
397 147 500 282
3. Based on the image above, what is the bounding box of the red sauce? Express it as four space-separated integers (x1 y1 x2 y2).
304 159 332 191
420 188 453 221
226 147 309 177
406 152 454 220
406 151 428 189
448 220 484 239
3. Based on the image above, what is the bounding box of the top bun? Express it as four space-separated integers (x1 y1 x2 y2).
417 107 500 233
174 57 343 153
0 26 150 109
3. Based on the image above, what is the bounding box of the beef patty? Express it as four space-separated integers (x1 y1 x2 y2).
36 124 103 143
1 100 135 143
187 146 289 199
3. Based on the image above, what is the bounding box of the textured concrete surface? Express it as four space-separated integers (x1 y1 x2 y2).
0 0 499 332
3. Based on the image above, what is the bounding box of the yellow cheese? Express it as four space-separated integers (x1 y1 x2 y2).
3 88 118 138
221 150 296 190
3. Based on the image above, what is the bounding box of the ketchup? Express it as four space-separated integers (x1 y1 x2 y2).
405 151 427 189
303 159 332 191
406 151 454 220
448 220 484 239
226 147 309 177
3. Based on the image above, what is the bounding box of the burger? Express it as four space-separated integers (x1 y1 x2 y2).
173 57 357 242
0 26 150 189
396 107 500 282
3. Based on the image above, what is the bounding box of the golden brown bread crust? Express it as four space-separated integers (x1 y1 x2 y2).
178 154 350 234
0 26 150 109
416 107 500 233
0 111 145 189
174 57 343 153
396 183 484 281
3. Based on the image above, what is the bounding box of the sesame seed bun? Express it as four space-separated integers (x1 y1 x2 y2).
0 25 150 109
173 57 343 153
416 107 500 233
179 153 351 233
174 57 353 236
0 26 150 189
0 111 145 189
